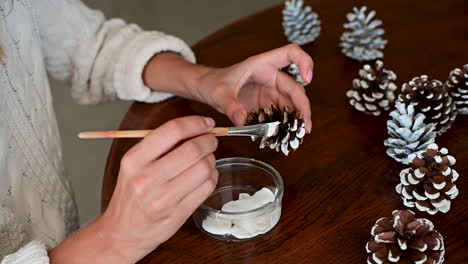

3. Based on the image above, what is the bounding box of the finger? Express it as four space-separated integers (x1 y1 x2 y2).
174 169 219 221
275 94 294 109
165 154 216 203
123 116 215 171
255 44 314 83
277 71 312 133
223 97 247 126
265 88 294 108
148 135 218 181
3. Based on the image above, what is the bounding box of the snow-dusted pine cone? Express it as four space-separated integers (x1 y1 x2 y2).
384 102 436 164
246 105 306 156
282 0 321 45
286 63 308 86
396 143 459 215
366 210 445 264
346 60 397 116
340 6 387 61
398 75 457 135
445 64 468 114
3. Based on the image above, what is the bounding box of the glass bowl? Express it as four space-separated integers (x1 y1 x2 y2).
192 157 284 242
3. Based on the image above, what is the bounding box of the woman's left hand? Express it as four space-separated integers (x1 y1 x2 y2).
195 44 313 132
144 44 313 132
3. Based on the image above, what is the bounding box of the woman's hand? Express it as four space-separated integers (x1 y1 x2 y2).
143 44 313 132
50 116 218 263
196 44 314 132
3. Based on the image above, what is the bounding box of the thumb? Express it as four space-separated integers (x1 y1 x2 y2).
225 99 247 126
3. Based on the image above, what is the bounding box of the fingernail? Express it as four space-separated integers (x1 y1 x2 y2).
234 111 246 126
306 70 313 83
205 117 215 127
306 121 312 134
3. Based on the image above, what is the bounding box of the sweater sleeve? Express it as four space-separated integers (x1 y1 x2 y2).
0 207 48 264
1 241 49 264
32 0 196 104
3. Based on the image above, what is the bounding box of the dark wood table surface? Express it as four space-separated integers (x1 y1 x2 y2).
102 0 468 263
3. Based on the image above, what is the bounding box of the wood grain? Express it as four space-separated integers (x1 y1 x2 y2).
102 0 468 263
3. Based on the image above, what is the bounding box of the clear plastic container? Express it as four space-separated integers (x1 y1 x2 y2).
193 157 284 242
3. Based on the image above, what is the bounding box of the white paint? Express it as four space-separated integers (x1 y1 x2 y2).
201 188 280 239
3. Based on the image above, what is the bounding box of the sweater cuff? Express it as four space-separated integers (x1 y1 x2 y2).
113 31 196 103
1 241 49 264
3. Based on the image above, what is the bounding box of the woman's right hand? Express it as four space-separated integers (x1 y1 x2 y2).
105 115 219 261
50 116 218 263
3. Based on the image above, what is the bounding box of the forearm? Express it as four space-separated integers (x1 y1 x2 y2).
143 52 211 102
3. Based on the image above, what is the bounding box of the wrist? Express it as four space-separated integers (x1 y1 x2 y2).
49 216 143 263
143 52 211 102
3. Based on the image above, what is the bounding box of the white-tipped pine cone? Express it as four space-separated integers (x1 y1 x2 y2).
384 102 436 164
396 143 459 215
366 210 445 264
445 64 468 114
286 64 308 86
340 6 387 61
282 0 321 45
398 75 457 135
246 105 306 156
346 60 397 116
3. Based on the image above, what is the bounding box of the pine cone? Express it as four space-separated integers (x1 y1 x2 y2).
384 102 436 164
286 63 308 86
246 105 306 156
346 60 397 116
366 210 445 264
282 0 321 45
340 6 387 61
445 64 468 114
398 75 457 135
396 143 459 215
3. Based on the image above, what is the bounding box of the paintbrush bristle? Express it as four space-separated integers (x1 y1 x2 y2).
265 121 280 137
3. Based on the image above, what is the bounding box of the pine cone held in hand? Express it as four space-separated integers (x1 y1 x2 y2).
384 102 436 165
246 105 306 156
340 6 387 61
445 64 468 114
396 143 459 215
398 75 457 135
286 63 308 86
346 60 397 116
366 210 445 264
282 0 321 45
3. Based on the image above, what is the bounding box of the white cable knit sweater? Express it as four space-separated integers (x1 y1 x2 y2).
0 0 195 262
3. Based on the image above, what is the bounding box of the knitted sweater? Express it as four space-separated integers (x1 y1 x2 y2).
0 0 195 262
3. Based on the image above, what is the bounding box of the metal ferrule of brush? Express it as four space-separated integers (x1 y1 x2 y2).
227 123 268 137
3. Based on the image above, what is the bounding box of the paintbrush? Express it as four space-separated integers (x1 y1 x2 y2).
78 121 280 139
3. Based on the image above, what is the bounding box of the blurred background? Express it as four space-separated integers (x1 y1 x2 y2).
51 0 284 225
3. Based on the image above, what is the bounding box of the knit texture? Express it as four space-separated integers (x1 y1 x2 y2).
0 0 194 262
1 241 48 264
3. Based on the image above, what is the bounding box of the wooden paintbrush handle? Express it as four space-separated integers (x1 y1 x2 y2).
210 127 229 136
78 128 230 139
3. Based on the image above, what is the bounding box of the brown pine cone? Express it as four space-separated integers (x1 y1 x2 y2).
246 105 306 156
398 75 457 135
396 143 459 215
445 64 468 114
366 210 445 264
346 60 397 116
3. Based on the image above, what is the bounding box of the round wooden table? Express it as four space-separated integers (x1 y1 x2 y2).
102 1 468 263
